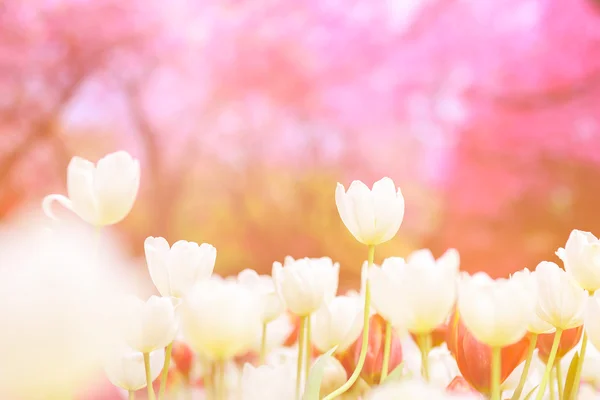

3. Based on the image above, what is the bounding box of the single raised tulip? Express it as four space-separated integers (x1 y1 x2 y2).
181 278 263 360
510 268 556 334
341 314 403 385
43 151 140 227
311 294 364 354
335 177 404 245
371 249 459 334
458 273 533 347
537 326 583 363
104 344 165 391
240 362 295 400
272 257 339 316
534 261 588 330
237 269 284 323
556 229 600 292
447 310 530 395
584 291 600 351
121 295 179 353
145 236 216 298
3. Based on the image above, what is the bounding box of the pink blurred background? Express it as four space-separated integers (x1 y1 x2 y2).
2 0 600 290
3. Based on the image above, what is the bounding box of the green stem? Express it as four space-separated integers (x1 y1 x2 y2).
511 334 538 400
323 244 375 400
536 328 563 400
568 330 588 400
417 333 432 382
296 316 306 400
158 342 173 400
491 346 502 400
550 366 556 400
557 360 564 400
128 391 135 400
215 360 226 400
380 321 392 383
260 322 268 364
143 352 156 400
305 315 312 379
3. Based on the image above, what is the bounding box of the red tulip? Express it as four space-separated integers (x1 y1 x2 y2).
339 314 402 385
171 341 195 379
446 376 480 396
537 326 583 363
447 310 530 395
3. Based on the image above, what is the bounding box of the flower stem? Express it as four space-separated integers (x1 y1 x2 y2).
305 315 312 379
417 333 432 382
557 361 564 400
550 366 556 400
296 315 306 400
323 244 375 400
128 391 135 400
158 342 173 400
260 322 268 364
511 333 538 400
143 352 156 400
380 321 392 383
491 346 502 400
568 330 588 400
536 328 563 400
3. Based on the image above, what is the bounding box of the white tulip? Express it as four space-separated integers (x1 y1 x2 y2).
311 294 364 353
104 344 164 391
370 249 459 334
556 229 600 292
319 357 348 398
510 268 555 334
240 362 296 400
335 177 405 245
458 273 533 347
272 257 339 316
534 261 587 330
181 278 263 360
237 269 284 323
43 151 140 227
145 236 216 298
121 295 179 353
428 344 461 389
585 292 600 351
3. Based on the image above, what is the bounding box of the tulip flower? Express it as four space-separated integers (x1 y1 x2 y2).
319 357 348 398
272 256 339 317
371 249 459 335
121 295 179 354
556 229 600 292
509 269 555 334
240 363 296 400
335 177 404 246
428 344 461 388
341 314 403 386
311 294 364 354
104 344 165 392
537 326 583 363
144 237 216 298
446 376 480 396
43 151 140 227
171 341 195 380
181 278 263 361
238 269 284 324
447 310 530 396
534 261 588 330
458 273 533 348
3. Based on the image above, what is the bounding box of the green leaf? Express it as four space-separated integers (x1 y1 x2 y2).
381 362 406 383
302 346 338 400
523 384 539 400
563 353 580 400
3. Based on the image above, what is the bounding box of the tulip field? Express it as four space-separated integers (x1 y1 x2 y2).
0 151 599 399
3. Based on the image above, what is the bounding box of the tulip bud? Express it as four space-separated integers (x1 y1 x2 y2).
537 326 583 363
311 294 364 354
104 344 165 391
446 376 479 396
171 341 195 379
556 229 600 292
335 177 405 246
345 314 403 385
43 151 140 227
447 310 530 395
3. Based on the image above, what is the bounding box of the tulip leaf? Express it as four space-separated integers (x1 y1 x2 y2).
563 353 580 400
302 346 338 400
523 385 539 400
381 361 406 383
